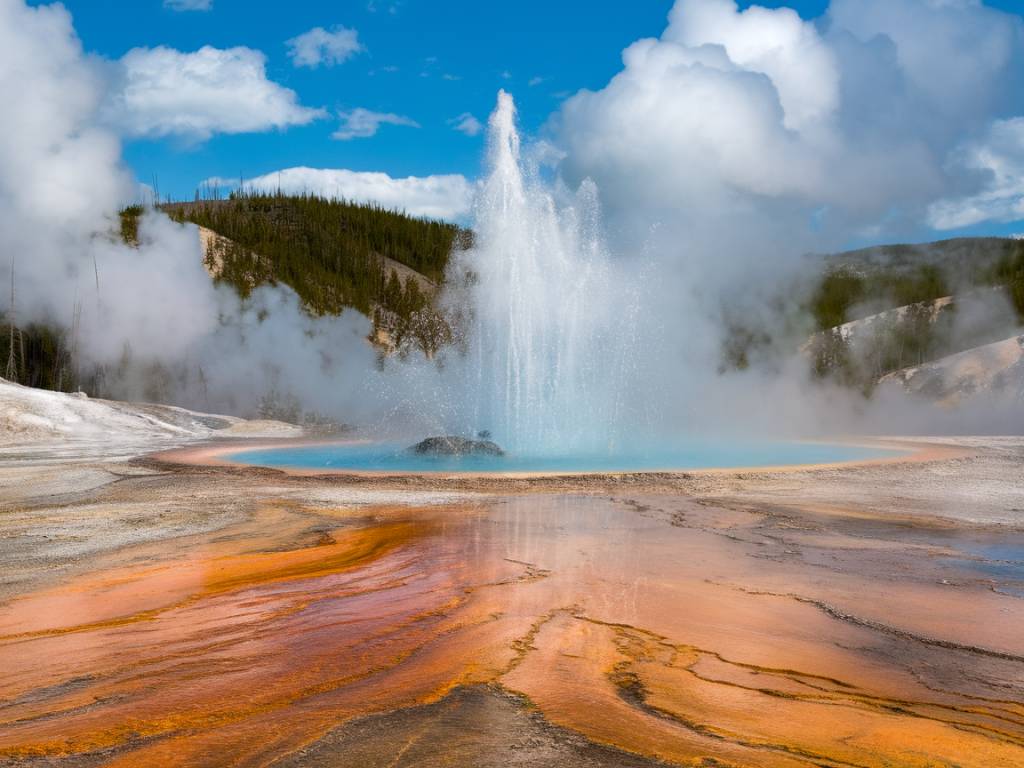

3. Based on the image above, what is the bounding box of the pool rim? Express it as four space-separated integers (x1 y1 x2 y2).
148 436 962 480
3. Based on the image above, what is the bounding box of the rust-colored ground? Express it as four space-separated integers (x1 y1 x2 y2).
1 449 1023 766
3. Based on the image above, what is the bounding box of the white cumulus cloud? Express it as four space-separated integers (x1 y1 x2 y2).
829 0 1023 126
928 118 1024 229
164 0 212 10
554 0 1024 243
106 45 325 141
207 167 474 220
286 25 364 68
665 0 839 130
449 112 483 136
332 108 419 140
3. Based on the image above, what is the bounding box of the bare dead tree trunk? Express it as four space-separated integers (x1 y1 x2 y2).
5 256 16 382
18 324 25 381
198 365 209 409
70 298 82 392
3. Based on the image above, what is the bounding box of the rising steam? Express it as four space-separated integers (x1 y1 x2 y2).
1 0 1022 443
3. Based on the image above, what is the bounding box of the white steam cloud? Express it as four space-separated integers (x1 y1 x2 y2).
0 0 390 421
558 0 1019 247
549 0 1024 434
0 0 1021 438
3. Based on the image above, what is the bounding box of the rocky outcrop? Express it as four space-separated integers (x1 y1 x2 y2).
408 436 505 457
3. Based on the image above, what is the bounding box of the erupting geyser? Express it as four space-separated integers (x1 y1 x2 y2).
229 92 907 474
449 91 639 456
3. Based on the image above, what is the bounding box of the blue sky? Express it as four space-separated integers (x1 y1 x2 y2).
47 0 674 201
30 0 1024 243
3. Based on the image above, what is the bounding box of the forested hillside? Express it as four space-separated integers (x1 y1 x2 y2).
2 194 469 399
163 194 466 316
162 194 469 357
718 237 1024 395
809 238 1024 331
802 238 1024 393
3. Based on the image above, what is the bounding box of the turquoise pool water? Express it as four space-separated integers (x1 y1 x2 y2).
226 439 902 474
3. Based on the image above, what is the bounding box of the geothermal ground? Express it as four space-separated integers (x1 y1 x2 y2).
0 397 1022 766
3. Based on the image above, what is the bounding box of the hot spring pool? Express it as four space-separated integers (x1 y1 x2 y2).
225 439 904 474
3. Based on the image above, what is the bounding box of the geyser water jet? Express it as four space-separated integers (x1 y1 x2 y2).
232 94 911 472
447 91 639 455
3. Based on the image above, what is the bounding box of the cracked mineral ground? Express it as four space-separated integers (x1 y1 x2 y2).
0 438 1023 766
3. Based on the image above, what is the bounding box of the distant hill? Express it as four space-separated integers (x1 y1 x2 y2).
801 237 1024 396
809 237 1023 332
716 236 1024 401
162 195 465 310
164 193 468 356
823 237 1020 279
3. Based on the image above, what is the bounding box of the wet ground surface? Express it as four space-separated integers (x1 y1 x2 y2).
0 438 1022 766
270 685 667 768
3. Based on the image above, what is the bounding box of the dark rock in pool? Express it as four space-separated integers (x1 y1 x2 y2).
408 436 505 457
